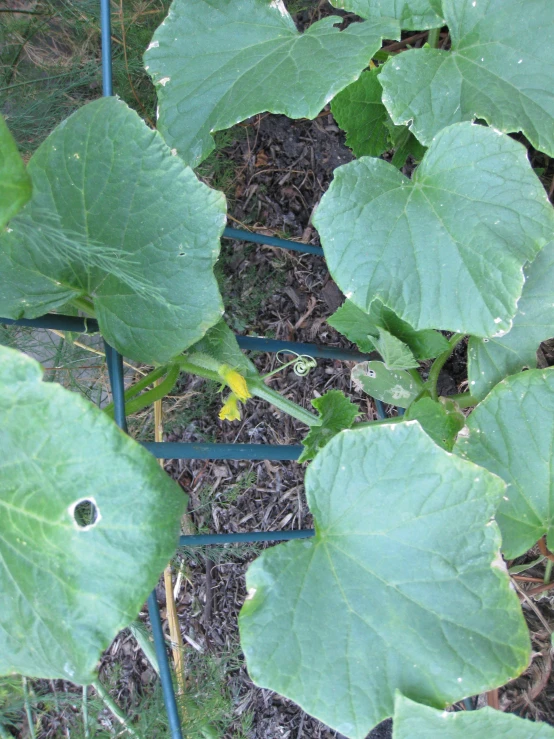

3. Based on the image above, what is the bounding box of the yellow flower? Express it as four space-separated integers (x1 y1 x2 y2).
218 365 251 402
219 393 241 422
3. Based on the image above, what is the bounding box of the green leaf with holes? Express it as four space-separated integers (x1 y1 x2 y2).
455 369 554 559
314 123 554 338
405 397 465 450
393 694 554 738
328 300 449 359
329 0 444 30
144 0 398 167
380 0 554 155
373 328 419 369
0 345 186 683
240 423 529 739
0 115 31 231
299 390 360 462
352 361 420 408
468 242 554 401
0 97 226 364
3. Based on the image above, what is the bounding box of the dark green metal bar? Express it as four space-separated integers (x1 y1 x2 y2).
223 227 323 256
236 334 375 361
1 314 100 332
99 0 113 96
179 529 314 546
2 313 376 362
143 442 302 461
147 593 184 739
103 342 128 433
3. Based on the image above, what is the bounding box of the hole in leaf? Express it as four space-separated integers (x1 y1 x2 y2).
367 369 377 378
72 498 100 529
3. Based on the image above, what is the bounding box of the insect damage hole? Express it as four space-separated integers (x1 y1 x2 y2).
69 497 101 530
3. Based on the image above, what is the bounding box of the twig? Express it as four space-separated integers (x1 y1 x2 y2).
513 580 553 634
381 31 429 53
155 381 187 696
48 328 147 375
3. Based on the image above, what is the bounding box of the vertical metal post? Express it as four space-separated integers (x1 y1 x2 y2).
99 0 113 97
98 1 183 734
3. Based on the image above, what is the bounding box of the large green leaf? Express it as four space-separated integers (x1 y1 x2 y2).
380 0 554 155
314 122 554 337
0 115 31 231
468 242 554 400
144 0 398 166
330 0 444 30
455 369 554 559
393 694 554 738
0 97 226 364
299 390 360 462
0 346 186 682
240 423 529 739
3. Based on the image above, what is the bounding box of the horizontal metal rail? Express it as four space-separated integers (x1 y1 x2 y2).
179 529 315 547
223 226 323 256
143 442 303 460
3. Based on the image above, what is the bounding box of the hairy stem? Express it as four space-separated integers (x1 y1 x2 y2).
427 27 441 48
446 392 478 409
92 680 144 739
544 559 553 585
427 333 465 401
249 379 320 427
103 365 169 417
70 295 96 316
22 677 36 739
105 363 180 418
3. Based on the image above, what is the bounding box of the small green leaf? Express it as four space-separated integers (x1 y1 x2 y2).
405 397 465 450
145 0 398 166
393 694 554 738
299 390 360 462
373 327 419 370
329 0 444 30
331 68 393 158
468 242 554 400
314 123 554 337
352 361 420 408
328 300 378 353
0 97 226 364
380 0 554 155
188 319 257 378
0 346 186 683
508 556 544 576
328 300 448 359
0 115 31 230
240 423 529 739
455 369 554 559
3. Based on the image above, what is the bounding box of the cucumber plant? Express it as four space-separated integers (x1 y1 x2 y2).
2 0 554 736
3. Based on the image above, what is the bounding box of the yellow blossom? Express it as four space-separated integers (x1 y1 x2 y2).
218 365 251 402
219 393 241 422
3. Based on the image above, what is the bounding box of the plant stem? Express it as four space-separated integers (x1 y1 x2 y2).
70 295 96 316
103 364 170 417
249 379 320 427
426 333 465 401
427 27 441 48
82 685 90 739
21 677 36 739
446 392 478 409
544 559 553 584
115 364 180 418
92 680 144 739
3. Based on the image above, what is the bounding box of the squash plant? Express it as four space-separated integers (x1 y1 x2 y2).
2 0 554 736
